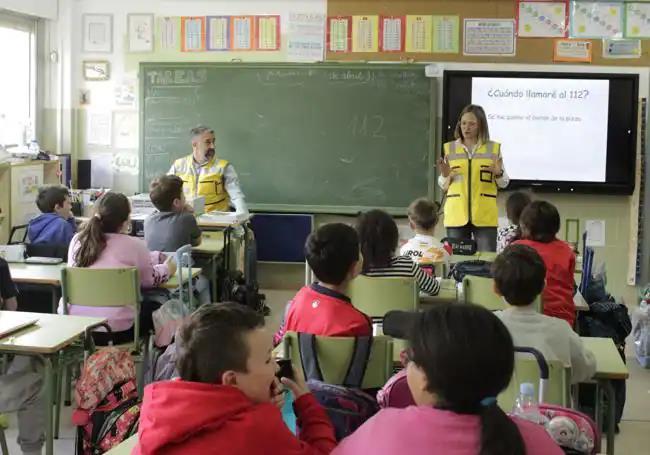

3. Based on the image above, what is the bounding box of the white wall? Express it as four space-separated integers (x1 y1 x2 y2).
0 0 58 19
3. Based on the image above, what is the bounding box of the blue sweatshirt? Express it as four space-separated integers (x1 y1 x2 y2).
28 213 76 245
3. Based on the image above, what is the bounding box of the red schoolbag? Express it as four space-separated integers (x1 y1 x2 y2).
72 347 140 454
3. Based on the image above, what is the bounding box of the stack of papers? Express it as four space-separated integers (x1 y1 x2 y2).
198 211 249 225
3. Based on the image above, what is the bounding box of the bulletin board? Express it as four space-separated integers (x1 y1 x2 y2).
326 0 650 66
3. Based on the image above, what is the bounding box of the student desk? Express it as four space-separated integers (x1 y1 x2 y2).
582 337 629 455
192 231 225 302
419 279 459 307
159 267 202 290
0 311 107 455
8 263 66 313
105 434 137 454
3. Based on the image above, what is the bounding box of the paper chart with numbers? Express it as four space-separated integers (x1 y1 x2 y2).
352 15 378 52
380 16 404 52
256 15 280 50
327 16 351 52
433 15 459 53
570 1 623 39
206 16 229 50
405 15 433 52
517 1 568 37
158 16 179 50
625 3 650 38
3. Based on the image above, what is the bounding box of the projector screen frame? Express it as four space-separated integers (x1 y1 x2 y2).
442 70 639 195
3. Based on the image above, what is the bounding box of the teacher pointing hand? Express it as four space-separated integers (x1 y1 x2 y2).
437 105 509 252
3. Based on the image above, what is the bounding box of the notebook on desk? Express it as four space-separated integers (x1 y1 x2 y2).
0 313 39 339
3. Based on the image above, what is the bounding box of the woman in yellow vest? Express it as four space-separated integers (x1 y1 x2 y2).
437 105 509 252
168 126 248 213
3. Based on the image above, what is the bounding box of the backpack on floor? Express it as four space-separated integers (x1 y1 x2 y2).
298 333 379 441
72 347 141 454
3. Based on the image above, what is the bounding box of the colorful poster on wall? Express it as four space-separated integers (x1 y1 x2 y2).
159 16 180 51
256 15 281 50
570 1 623 39
553 38 592 62
379 15 405 52
464 19 516 56
207 16 230 50
288 12 326 61
327 16 351 52
405 15 433 52
625 3 650 39
181 16 205 52
432 15 460 53
517 1 568 37
231 16 254 50
352 15 379 52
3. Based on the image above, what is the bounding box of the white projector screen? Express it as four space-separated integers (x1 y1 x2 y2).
471 77 610 182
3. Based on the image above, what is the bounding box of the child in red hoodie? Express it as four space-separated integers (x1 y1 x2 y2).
133 303 336 455
514 200 577 327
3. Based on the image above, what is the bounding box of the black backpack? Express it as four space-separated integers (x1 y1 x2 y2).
448 260 493 282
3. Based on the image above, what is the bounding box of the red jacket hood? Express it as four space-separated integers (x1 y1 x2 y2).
134 380 259 454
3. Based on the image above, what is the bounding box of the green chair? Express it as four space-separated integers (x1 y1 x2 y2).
498 347 571 412
0 413 8 455
60 268 145 433
348 276 419 320
461 275 542 312
282 331 393 389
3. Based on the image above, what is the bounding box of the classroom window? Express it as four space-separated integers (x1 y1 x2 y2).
0 13 36 148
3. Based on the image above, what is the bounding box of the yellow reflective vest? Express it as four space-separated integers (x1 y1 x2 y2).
442 140 501 228
171 154 230 212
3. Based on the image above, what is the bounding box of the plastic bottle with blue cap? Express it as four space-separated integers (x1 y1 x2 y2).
511 382 549 426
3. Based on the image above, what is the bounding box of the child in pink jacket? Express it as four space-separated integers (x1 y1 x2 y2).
62 192 176 344
334 304 563 455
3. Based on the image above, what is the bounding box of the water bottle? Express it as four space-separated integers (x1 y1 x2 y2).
512 382 548 426
28 140 39 154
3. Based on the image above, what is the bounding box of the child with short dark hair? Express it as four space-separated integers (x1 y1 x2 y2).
497 191 532 253
334 304 562 455
0 257 45 455
27 185 76 245
400 198 448 264
133 303 336 455
144 175 202 252
274 223 371 345
514 200 577 326
357 209 439 296
492 244 595 383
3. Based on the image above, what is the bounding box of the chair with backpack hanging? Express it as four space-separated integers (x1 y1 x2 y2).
282 331 392 440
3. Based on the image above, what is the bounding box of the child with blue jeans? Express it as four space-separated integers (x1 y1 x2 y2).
0 258 45 455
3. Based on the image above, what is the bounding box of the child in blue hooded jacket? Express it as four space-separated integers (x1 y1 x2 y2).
27 185 76 245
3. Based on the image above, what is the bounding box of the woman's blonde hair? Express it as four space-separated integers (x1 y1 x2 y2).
454 104 490 144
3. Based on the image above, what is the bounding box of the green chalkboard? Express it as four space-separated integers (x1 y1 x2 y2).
140 63 435 213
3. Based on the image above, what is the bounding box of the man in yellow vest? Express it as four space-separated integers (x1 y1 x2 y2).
437 105 509 252
168 126 248 214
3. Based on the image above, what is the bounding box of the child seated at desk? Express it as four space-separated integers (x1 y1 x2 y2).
62 192 176 344
399 197 448 266
145 175 210 305
492 244 596 384
0 257 45 455
497 191 532 253
357 209 439 296
274 223 371 345
134 303 336 455
514 201 577 327
334 304 562 455
27 185 76 246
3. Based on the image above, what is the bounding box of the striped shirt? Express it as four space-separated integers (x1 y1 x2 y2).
364 256 440 296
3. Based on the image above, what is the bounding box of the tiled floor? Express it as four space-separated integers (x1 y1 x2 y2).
5 291 650 454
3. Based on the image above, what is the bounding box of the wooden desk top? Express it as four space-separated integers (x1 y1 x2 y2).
105 434 137 454
162 267 202 289
8 263 65 285
420 279 458 306
0 311 106 354
193 231 225 254
581 337 629 380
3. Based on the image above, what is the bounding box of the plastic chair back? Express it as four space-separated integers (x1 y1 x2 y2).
282 331 393 389
462 275 542 312
348 275 418 320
